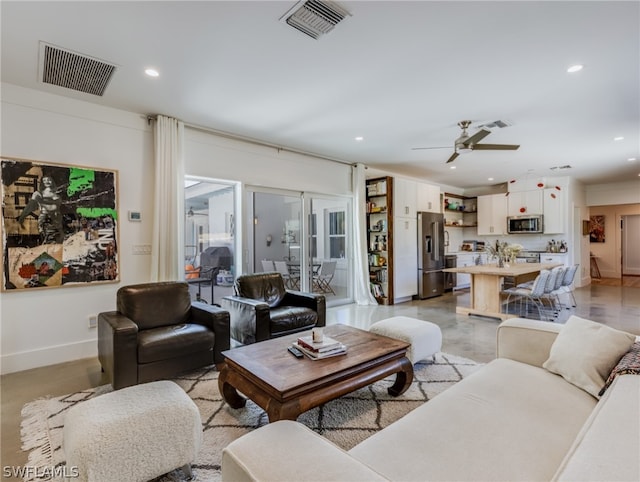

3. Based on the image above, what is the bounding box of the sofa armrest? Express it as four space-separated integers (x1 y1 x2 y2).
496 318 562 368
221 296 271 344
283 291 326 327
97 311 138 390
222 420 388 482
191 302 231 364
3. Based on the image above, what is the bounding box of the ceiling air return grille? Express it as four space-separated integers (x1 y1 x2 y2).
281 0 350 39
39 42 117 96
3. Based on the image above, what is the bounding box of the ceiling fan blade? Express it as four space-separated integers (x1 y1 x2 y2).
463 128 491 146
472 143 520 151
411 146 450 150
446 151 459 163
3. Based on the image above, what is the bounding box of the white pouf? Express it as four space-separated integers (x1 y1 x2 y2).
63 380 202 482
369 316 443 364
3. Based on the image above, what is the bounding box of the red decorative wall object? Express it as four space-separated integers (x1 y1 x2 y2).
519 207 526 213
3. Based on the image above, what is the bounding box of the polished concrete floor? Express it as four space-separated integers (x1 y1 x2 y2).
2 282 639 478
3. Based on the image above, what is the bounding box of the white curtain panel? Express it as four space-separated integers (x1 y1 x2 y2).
151 115 185 281
352 164 378 305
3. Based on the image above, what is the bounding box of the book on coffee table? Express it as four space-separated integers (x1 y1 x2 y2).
296 335 342 353
292 342 347 360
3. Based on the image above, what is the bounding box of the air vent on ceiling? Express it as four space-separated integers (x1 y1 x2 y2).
39 42 117 96
281 0 350 40
477 120 512 129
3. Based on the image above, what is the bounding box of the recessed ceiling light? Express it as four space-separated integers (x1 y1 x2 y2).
354 136 364 142
614 136 624 141
145 68 159 77
567 64 583 73
488 177 494 181
628 158 637 162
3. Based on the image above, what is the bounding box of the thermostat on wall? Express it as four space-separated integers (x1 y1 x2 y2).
128 211 142 222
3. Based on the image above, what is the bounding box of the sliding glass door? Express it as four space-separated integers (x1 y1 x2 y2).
184 177 238 305
246 188 352 306
247 189 302 290
309 195 352 304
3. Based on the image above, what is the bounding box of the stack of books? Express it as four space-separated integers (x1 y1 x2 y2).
293 334 347 360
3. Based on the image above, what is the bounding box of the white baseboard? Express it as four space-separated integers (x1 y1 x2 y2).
0 339 97 375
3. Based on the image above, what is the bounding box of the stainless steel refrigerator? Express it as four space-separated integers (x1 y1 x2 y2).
417 212 445 299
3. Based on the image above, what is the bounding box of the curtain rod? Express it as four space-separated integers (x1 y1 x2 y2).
146 114 356 168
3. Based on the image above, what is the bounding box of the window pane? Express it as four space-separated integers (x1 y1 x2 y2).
330 237 345 259
329 211 345 235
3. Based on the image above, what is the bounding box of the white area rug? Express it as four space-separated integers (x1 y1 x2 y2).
21 352 481 481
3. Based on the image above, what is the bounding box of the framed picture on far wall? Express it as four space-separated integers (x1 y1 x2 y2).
589 215 605 243
1 157 119 291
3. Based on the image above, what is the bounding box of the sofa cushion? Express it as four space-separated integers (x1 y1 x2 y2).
235 273 286 308
222 420 388 482
552 375 640 481
137 324 215 364
117 282 192 330
269 306 318 335
349 358 596 482
543 315 635 398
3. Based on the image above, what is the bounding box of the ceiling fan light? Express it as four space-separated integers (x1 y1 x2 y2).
457 146 472 154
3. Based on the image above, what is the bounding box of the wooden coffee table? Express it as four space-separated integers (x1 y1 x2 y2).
218 324 413 422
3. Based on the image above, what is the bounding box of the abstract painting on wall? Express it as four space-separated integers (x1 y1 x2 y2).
589 215 605 243
1 157 119 290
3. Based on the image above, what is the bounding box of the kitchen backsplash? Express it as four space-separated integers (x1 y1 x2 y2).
446 228 569 253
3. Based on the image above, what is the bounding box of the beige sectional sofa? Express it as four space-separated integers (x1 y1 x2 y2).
222 317 639 482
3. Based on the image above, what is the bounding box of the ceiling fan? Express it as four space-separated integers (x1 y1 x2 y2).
413 120 520 163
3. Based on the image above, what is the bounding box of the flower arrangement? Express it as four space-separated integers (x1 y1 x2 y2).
484 240 523 267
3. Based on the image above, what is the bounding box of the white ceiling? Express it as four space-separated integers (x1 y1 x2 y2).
2 1 639 189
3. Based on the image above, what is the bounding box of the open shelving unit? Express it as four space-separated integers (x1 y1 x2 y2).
366 176 394 305
443 192 478 228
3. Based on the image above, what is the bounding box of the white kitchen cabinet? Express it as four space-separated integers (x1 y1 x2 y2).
540 252 569 266
394 217 418 302
416 183 441 213
393 178 417 218
477 194 508 235
543 188 564 234
507 190 543 216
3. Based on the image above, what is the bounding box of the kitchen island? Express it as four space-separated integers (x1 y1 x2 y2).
443 262 561 320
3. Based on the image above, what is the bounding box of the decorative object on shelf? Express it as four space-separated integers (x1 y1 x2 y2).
1 157 119 290
484 240 523 268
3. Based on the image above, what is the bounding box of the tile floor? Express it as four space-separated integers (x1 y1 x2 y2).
2 282 639 477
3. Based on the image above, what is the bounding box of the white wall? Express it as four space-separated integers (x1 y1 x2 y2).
185 128 352 195
1 84 355 374
1 84 155 374
586 181 640 206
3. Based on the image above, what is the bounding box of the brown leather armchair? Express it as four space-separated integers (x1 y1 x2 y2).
98 281 230 390
222 272 325 345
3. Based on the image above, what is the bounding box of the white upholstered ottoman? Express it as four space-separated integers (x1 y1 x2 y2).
63 380 202 482
369 316 443 364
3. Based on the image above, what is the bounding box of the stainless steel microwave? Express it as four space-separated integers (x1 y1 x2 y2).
507 215 543 234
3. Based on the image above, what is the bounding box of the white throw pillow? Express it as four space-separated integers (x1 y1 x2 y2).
543 315 636 398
